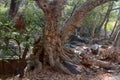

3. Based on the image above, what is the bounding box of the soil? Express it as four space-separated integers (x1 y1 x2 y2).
0 66 120 80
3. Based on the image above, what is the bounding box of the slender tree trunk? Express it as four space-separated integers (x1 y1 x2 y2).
91 13 99 38
104 2 114 39
9 0 27 33
111 24 120 41
104 18 109 39
94 2 114 38
9 0 21 19
110 17 119 40
113 30 120 47
110 9 120 40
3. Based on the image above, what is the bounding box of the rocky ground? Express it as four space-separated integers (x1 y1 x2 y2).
0 44 120 80
0 36 120 80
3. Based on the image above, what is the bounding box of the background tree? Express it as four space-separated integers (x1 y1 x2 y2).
9 0 21 19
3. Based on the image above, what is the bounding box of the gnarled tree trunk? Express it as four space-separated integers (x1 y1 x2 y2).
30 0 118 74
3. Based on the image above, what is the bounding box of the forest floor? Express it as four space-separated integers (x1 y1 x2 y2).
23 42 120 80
0 40 120 80
1 66 120 80
23 66 120 80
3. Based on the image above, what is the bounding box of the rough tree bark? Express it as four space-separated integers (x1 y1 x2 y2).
32 0 118 74
34 0 73 74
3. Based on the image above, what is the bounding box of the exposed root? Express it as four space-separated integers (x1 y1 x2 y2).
48 52 55 67
55 58 72 74
81 53 120 70
48 48 83 74
64 47 82 64
29 40 120 76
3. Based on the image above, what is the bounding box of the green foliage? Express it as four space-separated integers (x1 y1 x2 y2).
23 2 45 35
80 2 118 37
0 19 26 59
63 0 118 37
0 0 46 59
105 22 115 31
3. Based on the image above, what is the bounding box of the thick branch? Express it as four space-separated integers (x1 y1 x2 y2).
61 0 117 43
